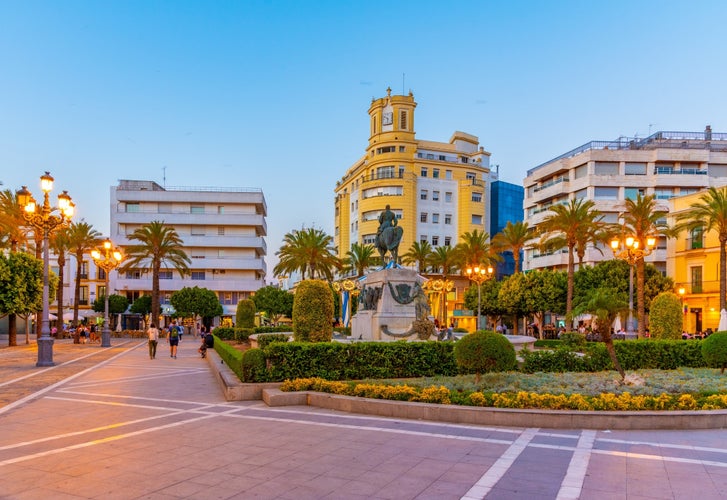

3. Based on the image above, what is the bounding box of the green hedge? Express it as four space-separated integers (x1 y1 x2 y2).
256 333 291 350
255 326 293 333
212 327 254 341
212 334 244 380
257 341 458 382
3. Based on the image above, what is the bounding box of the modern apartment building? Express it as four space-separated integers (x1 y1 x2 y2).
110 180 267 320
334 88 492 261
523 128 727 274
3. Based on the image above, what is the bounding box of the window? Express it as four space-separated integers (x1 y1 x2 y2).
472 214 483 225
420 235 428 243
681 188 699 195
432 236 439 246
420 189 428 200
125 203 140 213
218 226 225 235
420 212 428 223
400 110 408 129
690 227 704 249
573 163 588 179
79 286 89 306
574 188 588 199
691 266 703 293
363 234 376 244
191 271 206 281
191 250 205 259
399 166 405 177
420 167 428 177
218 249 226 258
594 162 619 175
432 213 440 224
655 188 675 200
399 146 405 152
376 166 395 178
191 205 204 214
98 268 106 281
461 157 469 163
98 285 106 298
376 146 396 154
191 225 206 236
446 170 452 179
217 206 225 214
362 186 403 198
594 187 618 200
439 155 446 161
655 163 674 174
444 214 452 225
433 169 440 178
625 162 647 175
624 188 645 200
125 270 142 279
432 191 440 201
158 203 172 213
472 192 482 203
466 172 476 181
445 192 452 202
159 271 173 279
79 261 88 280
444 236 451 246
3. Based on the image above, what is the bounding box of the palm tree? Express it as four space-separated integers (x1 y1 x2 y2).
455 229 496 269
401 240 433 273
120 221 191 324
572 287 629 380
676 187 727 312
67 222 102 326
538 199 602 326
429 245 459 276
273 227 340 281
620 194 671 338
491 220 531 274
343 242 378 277
51 228 71 331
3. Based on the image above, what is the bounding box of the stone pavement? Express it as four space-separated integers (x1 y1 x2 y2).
2 338 727 499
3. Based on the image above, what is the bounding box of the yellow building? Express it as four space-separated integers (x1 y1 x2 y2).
667 191 723 333
334 88 491 262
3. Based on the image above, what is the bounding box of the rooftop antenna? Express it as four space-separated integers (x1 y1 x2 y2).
162 166 167 187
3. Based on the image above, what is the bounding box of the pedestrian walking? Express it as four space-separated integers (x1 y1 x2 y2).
147 323 159 359
168 322 179 358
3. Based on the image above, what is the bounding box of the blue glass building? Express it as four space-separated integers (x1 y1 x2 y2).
490 180 524 278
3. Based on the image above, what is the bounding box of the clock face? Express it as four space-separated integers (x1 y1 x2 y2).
382 111 393 126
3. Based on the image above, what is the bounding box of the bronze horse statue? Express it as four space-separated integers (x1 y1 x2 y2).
375 225 404 266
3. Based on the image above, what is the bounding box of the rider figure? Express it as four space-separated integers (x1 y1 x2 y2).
377 205 397 237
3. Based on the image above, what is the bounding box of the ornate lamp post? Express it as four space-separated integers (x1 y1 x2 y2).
466 265 494 331
422 278 454 327
16 172 74 367
610 234 656 337
91 239 124 347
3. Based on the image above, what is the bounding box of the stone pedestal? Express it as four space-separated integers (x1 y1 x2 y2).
351 267 426 342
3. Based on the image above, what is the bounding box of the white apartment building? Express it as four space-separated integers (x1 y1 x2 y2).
110 180 267 319
523 128 727 273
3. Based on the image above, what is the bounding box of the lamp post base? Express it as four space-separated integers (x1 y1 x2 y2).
36 337 55 367
101 328 111 348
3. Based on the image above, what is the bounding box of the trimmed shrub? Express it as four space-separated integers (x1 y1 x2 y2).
212 327 253 342
649 292 683 339
453 331 516 381
559 332 587 350
520 347 588 373
257 333 290 350
236 299 256 328
212 334 244 380
241 348 267 382
255 325 293 333
702 332 727 373
292 280 334 342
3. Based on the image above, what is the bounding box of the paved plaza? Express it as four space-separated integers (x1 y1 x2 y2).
2 339 727 499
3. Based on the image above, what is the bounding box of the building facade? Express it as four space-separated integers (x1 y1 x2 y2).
490 178 525 277
334 88 492 260
523 128 727 274
667 191 721 334
110 180 267 320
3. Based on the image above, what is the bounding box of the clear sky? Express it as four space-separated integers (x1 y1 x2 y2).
2 0 726 280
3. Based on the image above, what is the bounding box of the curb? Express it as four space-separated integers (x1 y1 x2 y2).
205 348 281 400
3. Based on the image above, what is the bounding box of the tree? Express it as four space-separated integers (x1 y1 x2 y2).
491 220 531 274
455 230 495 269
274 227 340 280
0 189 32 341
676 187 727 311
401 240 433 272
572 287 629 380
130 295 152 316
497 274 530 334
522 269 567 338
0 252 44 346
292 279 333 342
343 242 378 277
170 286 223 321
119 221 191 323
51 228 71 332
538 198 602 327
236 299 256 328
620 194 672 338
92 294 129 330
464 278 506 328
251 285 294 325
67 221 101 326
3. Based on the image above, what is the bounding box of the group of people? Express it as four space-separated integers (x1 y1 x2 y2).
146 321 212 360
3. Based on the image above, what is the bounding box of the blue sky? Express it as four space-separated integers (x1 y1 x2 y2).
2 0 726 277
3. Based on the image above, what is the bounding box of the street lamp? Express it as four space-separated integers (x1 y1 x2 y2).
610 234 656 338
422 278 455 327
91 239 124 347
466 265 494 331
16 172 74 367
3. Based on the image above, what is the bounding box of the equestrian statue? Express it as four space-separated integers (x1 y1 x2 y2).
375 204 404 265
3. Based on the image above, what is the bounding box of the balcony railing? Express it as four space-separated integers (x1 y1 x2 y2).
653 167 708 175
533 177 569 192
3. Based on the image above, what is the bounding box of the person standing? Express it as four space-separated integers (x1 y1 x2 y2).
168 322 179 359
147 323 159 359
